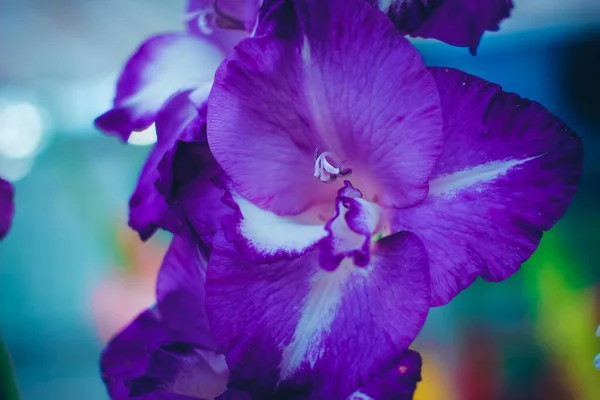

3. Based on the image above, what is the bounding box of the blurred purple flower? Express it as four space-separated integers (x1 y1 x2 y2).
95 0 263 143
0 177 14 240
123 95 225 241
94 0 265 240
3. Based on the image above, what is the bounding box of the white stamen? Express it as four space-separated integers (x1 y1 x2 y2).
313 151 341 182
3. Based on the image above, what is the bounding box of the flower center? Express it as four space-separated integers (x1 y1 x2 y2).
313 148 352 183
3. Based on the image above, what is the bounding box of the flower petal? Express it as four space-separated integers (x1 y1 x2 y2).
207 0 443 215
101 309 170 399
156 233 216 349
320 181 383 271
95 34 223 142
127 342 229 399
217 180 328 263
393 67 583 306
218 180 383 267
371 0 513 54
348 349 422 400
106 317 215 400
0 177 14 240
186 0 259 53
101 234 228 399
206 231 430 398
128 90 226 244
129 92 203 240
156 129 228 245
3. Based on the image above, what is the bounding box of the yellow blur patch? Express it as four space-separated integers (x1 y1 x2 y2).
413 352 454 400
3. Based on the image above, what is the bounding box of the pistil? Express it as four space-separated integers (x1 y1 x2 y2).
313 148 352 183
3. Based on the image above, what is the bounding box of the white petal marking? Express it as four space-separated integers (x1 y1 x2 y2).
279 261 356 379
235 194 327 255
355 198 382 234
330 205 365 254
121 36 223 115
348 391 375 400
188 80 214 107
428 155 541 197
330 198 381 256
301 35 311 65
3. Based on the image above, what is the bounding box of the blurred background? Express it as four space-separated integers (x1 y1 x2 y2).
0 0 599 399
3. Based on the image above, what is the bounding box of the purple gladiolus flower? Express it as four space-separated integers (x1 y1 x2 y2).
98 0 582 398
101 231 423 399
0 177 14 240
195 0 582 396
